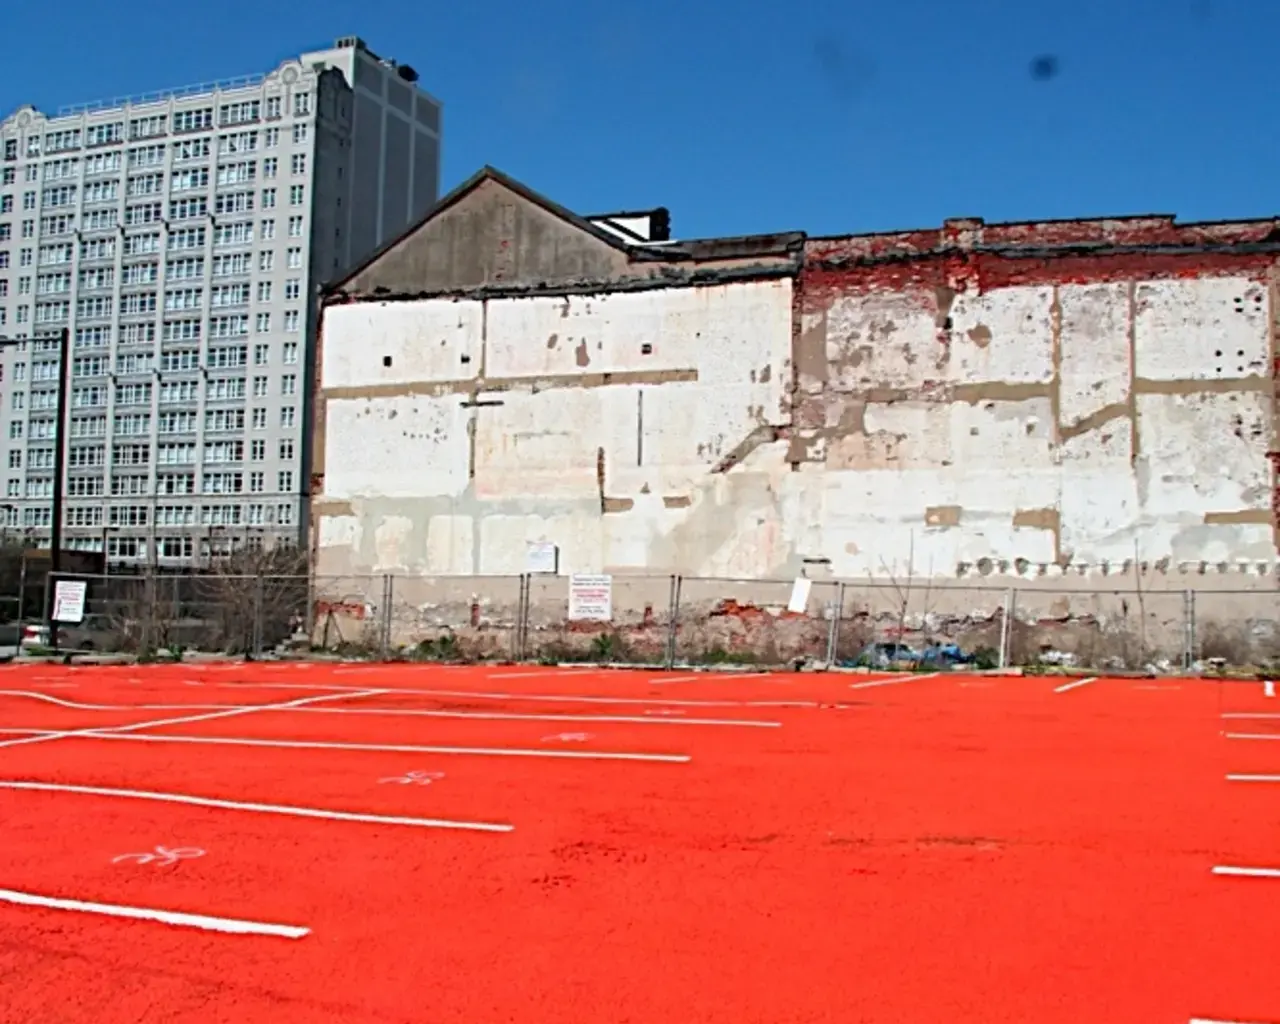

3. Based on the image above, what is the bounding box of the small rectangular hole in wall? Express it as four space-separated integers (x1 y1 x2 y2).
382 356 392 367
641 342 653 355
460 354 471 364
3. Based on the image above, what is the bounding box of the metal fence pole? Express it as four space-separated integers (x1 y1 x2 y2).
141 564 155 656
825 581 845 667
664 574 682 669
252 573 264 657
515 573 530 662
171 574 180 644
304 564 316 640
1183 588 1196 670
380 574 393 659
16 552 26 624
998 587 1014 669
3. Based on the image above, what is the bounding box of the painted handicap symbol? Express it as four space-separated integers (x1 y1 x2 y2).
378 770 446 786
112 845 206 867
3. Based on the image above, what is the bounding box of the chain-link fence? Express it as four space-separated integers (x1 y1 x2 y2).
31 571 309 656
387 574 525 662
669 575 837 668
1189 588 1280 667
998 586 1191 673
12 565 1280 672
310 574 390 655
521 573 674 666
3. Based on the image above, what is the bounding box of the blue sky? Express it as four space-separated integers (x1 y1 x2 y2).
4 0 1275 239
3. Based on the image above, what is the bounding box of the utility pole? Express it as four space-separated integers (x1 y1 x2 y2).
47 326 71 652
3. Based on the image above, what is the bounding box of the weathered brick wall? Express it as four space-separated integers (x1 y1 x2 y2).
794 216 1280 580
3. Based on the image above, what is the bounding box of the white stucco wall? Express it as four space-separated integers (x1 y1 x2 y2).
317 279 795 575
316 274 1275 579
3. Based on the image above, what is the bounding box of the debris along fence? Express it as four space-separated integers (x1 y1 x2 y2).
23 567 1280 672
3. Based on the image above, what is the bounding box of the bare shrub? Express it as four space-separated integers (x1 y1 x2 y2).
1072 620 1144 671
188 547 309 654
834 613 875 664
1197 620 1253 666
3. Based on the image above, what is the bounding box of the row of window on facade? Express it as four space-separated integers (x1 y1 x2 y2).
0 227 312 295
19 278 305 308
10 431 298 464
1 92 313 163
91 533 282 558
1 126 316 199
3 151 310 209
12 467 301 500
11 534 283 559
8 301 305 333
1 185 308 225
5 343 299 381
24 247 297 281
0 229 305 276
0 299 306 332
8 403 298 440
3 136 298 184
11 498 297 531
5 344 299 386
9 404 298 442
0 204 310 246
12 467 299 502
20 284 304 315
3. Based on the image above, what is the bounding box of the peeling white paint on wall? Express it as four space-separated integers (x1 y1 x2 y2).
316 275 1275 580
318 280 795 576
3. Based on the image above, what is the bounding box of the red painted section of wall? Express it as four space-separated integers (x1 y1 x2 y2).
801 215 1280 311
798 214 1280 551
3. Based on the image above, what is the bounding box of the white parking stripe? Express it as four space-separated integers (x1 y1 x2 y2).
1053 676 1098 694
848 673 940 691
1190 1017 1279 1024
0 728 692 763
1212 865 1280 879
0 690 779 728
0 780 512 832
0 688 385 750
206 680 823 709
0 886 310 939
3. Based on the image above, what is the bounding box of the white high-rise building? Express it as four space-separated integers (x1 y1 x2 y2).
0 36 441 563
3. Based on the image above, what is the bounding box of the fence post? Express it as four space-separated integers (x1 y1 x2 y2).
1183 588 1196 670
141 564 155 657
16 553 26 624
304 563 316 641
511 574 523 662
516 573 530 662
664 574 682 669
380 574 393 659
825 581 845 667
252 573 264 657
998 587 1015 669
171 574 180 644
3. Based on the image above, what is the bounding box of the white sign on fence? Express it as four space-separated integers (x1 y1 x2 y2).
568 574 613 622
526 541 559 575
52 579 88 624
787 576 812 614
